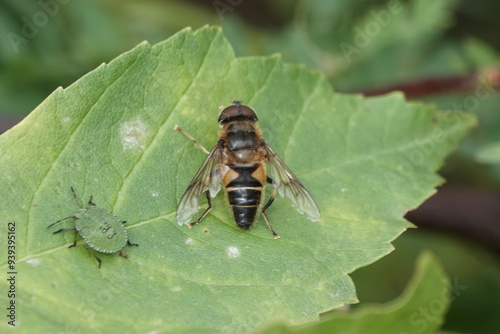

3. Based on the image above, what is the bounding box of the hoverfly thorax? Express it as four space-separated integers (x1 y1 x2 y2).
220 121 261 161
219 102 262 162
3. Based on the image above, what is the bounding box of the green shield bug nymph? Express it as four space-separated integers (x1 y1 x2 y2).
47 187 138 268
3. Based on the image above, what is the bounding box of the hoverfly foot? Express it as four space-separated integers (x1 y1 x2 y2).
187 223 195 229
273 234 281 239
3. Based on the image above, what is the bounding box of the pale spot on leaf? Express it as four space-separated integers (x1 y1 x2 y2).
120 118 149 150
26 258 42 267
227 246 240 258
61 117 71 126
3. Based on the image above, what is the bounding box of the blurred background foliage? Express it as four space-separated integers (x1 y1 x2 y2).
1 0 499 332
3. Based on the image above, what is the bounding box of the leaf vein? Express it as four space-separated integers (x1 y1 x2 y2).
111 31 218 212
25 54 143 256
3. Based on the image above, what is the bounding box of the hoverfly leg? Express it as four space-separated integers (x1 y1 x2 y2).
174 125 210 155
262 177 280 239
188 190 212 229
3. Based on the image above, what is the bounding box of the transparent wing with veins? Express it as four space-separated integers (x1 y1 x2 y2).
176 145 223 225
264 142 321 222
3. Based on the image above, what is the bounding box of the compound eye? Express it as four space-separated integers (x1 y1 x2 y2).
218 102 258 123
218 106 239 123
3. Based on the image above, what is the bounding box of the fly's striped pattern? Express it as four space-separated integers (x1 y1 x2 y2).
175 101 320 238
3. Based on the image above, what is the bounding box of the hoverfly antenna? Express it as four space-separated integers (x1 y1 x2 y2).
232 100 243 116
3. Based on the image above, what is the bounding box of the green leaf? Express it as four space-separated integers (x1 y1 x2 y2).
476 141 500 164
0 26 475 333
259 252 451 334
332 0 461 88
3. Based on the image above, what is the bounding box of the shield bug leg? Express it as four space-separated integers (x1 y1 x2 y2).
187 190 212 229
68 230 78 248
93 254 102 268
127 240 139 247
119 250 129 259
261 177 280 239
48 213 80 248
52 227 76 234
88 196 96 206
174 124 210 155
121 221 139 246
86 247 102 268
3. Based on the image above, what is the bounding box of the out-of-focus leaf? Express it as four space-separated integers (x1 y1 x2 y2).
475 142 500 164
352 229 500 333
259 252 450 334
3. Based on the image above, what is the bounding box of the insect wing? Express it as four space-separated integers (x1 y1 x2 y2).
264 142 321 222
176 145 222 225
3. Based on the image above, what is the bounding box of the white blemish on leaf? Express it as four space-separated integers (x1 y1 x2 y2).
151 191 159 198
26 258 42 267
227 246 240 258
341 188 346 192
172 286 181 292
120 118 150 150
61 117 71 126
185 238 193 245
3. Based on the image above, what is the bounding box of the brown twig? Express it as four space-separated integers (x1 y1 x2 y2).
405 184 500 256
357 67 500 98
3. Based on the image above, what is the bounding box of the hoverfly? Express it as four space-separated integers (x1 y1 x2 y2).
175 101 320 239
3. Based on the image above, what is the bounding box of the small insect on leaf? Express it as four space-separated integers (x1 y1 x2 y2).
175 101 321 239
47 187 138 268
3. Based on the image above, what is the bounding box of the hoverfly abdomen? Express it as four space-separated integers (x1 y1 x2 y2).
227 188 262 205
224 164 265 228
231 205 258 229
223 164 265 229
226 165 263 188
